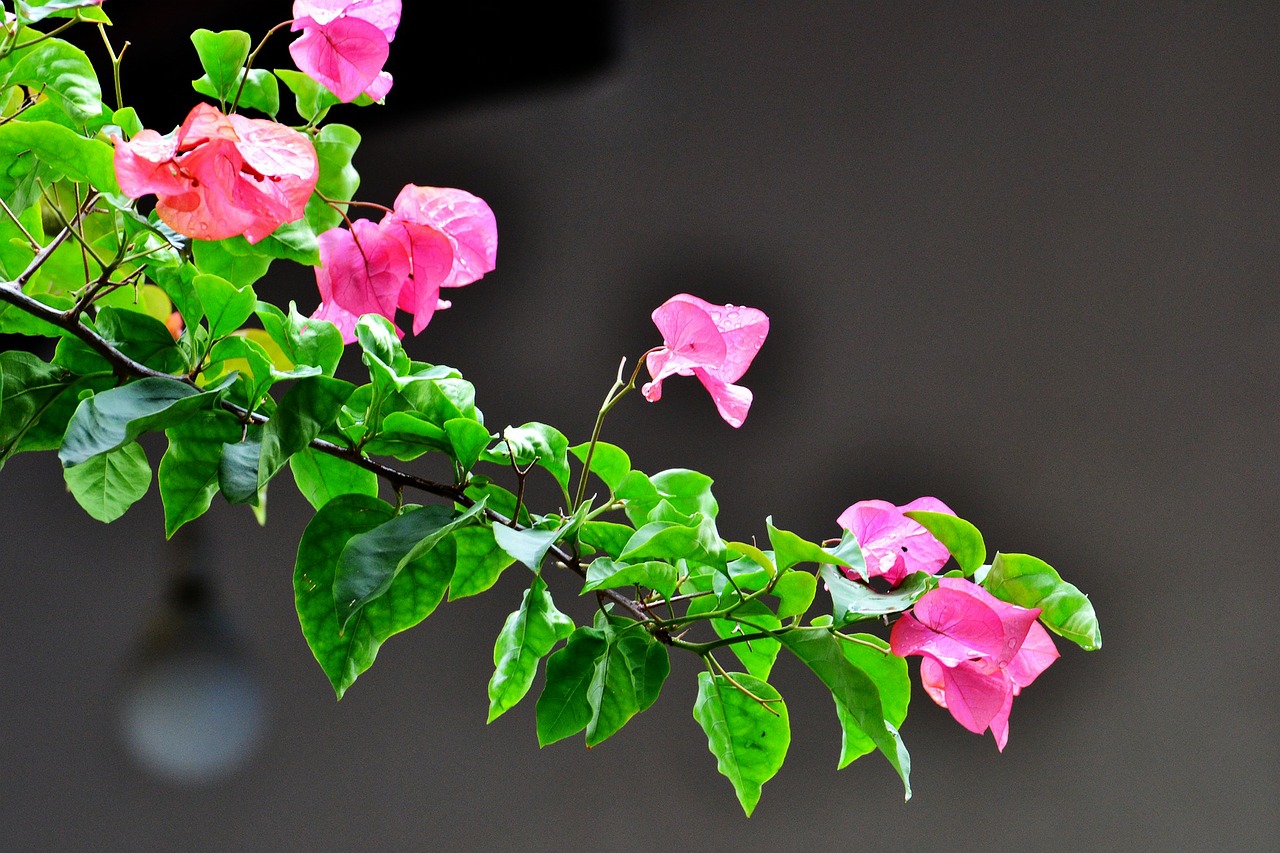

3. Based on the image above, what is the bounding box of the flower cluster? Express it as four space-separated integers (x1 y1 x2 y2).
643 294 770 428
289 0 401 102
310 185 498 342
113 103 318 243
890 578 1059 749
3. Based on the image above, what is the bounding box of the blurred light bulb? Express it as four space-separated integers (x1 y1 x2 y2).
116 571 267 784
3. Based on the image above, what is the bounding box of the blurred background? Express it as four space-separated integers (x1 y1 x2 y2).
0 1 1275 848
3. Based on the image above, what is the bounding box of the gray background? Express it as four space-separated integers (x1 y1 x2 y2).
1 2 1275 849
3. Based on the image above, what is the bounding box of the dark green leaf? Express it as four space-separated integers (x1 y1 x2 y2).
488 576 575 722
294 494 455 698
257 375 354 490
0 351 70 463
984 552 1102 651
289 445 379 509
195 68 278 116
158 408 242 536
903 509 986 575
693 671 790 817
617 626 669 713
779 627 912 800
585 624 642 747
219 427 262 505
95 306 186 373
63 440 150 522
334 502 485 629
822 565 936 625
536 626 606 746
444 417 491 473
833 633 910 769
58 377 218 466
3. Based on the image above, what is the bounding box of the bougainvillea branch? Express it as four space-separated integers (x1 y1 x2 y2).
0 1 1100 816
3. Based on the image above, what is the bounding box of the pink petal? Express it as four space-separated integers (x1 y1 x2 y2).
649 298 728 376
692 368 753 428
889 589 1008 665
836 497 956 585
318 221 409 320
931 657 1012 737
289 16 389 102
310 298 362 344
987 686 1015 751
937 578 1041 667
294 0 401 40
363 71 393 101
113 129 186 198
380 219 454 335
389 185 498 287
663 293 768 383
1005 620 1059 690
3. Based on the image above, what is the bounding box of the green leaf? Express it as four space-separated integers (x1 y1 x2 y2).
582 557 679 601
825 529 868 581
449 524 516 599
492 523 563 572
275 67 342 124
219 427 262 505
903 509 986 575
483 422 571 499
193 239 273 288
289 445 379 510
536 626 606 746
578 520 633 559
158 408 242 537
63 440 151 522
712 600 783 680
256 301 343 377
585 625 643 747
0 121 117 196
195 68 278 116
189 29 251 102
833 633 910 769
192 273 255 339
58 377 220 466
767 516 852 573
821 565 936 625
0 37 103 124
444 417 491 473
779 627 912 800
257 375 354 490
0 351 70 465
772 571 818 620
619 517 725 570
294 494 455 698
693 671 790 817
616 468 718 525
334 502 484 629
94 306 186 373
569 440 630 493
306 123 361 233
206 335 273 408
0 292 73 337
488 576 575 722
984 552 1102 651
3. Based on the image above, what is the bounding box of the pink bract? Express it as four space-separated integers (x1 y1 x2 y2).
642 294 768 428
836 496 956 586
290 0 402 102
113 104 318 243
891 577 1059 750
309 185 497 342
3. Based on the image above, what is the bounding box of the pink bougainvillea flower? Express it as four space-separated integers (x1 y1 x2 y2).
309 184 497 342
290 0 402 102
642 294 769 428
113 103 318 243
891 578 1059 750
836 496 956 586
